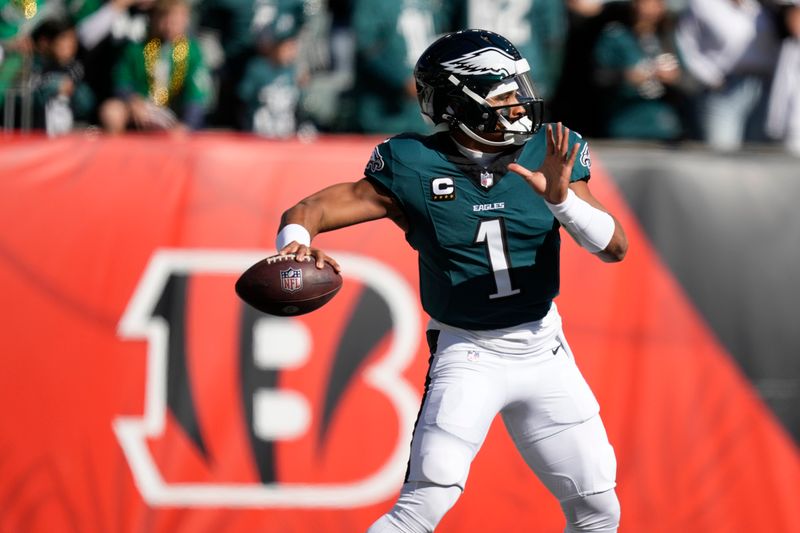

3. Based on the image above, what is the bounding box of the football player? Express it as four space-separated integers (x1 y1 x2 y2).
276 29 628 533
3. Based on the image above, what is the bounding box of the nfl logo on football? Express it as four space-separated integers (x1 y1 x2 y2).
280 267 303 292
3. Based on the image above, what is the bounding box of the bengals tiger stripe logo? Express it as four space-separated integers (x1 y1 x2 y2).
115 249 420 507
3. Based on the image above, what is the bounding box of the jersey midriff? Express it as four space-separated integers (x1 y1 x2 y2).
429 301 563 357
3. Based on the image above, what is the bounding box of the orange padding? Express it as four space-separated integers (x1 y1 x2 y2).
0 132 796 533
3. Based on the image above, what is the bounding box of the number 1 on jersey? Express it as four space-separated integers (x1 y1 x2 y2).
475 218 520 299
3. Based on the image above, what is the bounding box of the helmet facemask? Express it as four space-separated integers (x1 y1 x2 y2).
444 59 544 147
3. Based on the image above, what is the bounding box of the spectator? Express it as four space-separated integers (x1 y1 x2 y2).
593 0 687 140
550 0 629 137
75 0 155 51
766 1 800 155
237 9 309 137
100 0 212 133
451 0 569 101
676 0 781 151
295 0 354 131
195 0 308 129
1 0 132 124
349 0 449 134
328 0 354 77
30 17 95 135
75 0 158 107
0 0 63 52
1 0 44 123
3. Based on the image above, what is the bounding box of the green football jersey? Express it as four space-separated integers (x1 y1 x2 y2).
364 127 592 330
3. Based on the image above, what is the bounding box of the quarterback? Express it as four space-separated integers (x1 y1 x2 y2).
276 29 628 533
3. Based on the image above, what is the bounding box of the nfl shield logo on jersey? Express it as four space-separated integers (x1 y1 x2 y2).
480 171 494 188
280 267 303 292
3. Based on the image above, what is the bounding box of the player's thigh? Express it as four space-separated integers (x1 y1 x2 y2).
502 337 600 444
407 342 504 488
516 415 617 501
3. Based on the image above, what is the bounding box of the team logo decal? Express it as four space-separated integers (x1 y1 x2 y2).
441 47 516 77
115 249 420 507
280 266 302 292
366 146 385 173
580 143 591 169
430 177 456 201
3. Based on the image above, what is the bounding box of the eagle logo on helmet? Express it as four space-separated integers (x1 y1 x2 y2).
440 47 516 77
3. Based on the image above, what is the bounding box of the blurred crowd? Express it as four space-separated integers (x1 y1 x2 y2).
1 0 798 154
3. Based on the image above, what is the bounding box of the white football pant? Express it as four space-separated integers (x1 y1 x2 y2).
367 325 619 532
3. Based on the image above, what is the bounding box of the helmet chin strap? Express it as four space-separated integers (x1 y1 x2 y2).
504 116 535 145
457 122 517 147
456 115 534 147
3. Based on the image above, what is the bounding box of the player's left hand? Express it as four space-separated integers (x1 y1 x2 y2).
508 122 580 204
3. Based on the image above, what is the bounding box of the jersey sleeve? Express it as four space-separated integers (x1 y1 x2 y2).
569 131 592 182
363 138 415 226
363 139 396 191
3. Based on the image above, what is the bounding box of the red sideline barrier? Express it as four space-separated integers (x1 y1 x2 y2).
0 133 797 532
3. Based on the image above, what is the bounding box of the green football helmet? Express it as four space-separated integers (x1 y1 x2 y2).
414 29 544 147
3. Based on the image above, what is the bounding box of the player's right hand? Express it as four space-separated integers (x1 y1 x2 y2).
278 243 341 273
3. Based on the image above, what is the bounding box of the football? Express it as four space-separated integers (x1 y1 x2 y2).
235 254 343 316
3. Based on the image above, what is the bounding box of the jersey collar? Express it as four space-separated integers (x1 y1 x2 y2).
437 133 523 190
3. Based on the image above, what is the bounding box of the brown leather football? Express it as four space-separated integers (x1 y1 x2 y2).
235 254 342 316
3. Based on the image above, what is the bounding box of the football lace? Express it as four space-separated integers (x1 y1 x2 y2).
265 254 312 264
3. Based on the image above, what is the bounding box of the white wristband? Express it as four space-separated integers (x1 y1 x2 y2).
276 223 311 250
545 189 615 253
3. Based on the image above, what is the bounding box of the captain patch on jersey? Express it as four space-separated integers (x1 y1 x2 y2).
430 177 456 201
